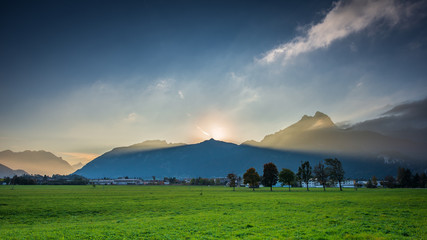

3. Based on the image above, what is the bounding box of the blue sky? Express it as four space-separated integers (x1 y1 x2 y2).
1 0 426 164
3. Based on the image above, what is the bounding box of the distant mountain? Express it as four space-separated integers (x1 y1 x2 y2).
72 162 84 171
108 140 186 155
74 138 423 179
75 111 427 179
349 98 427 145
0 163 28 178
244 111 424 158
0 150 75 176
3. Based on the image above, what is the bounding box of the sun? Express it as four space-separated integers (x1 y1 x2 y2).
210 126 226 140
197 125 227 140
194 111 234 142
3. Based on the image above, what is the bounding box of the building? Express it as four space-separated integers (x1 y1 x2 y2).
90 178 143 185
89 179 114 185
301 181 323 188
113 178 143 185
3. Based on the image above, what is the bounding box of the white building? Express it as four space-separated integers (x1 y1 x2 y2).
113 179 142 185
89 179 114 185
301 181 323 188
89 179 143 185
336 180 356 188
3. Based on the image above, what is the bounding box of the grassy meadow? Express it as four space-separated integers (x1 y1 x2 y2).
0 185 426 239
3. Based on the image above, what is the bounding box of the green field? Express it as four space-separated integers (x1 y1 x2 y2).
0 185 426 239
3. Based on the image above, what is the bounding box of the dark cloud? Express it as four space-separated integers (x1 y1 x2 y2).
351 97 427 144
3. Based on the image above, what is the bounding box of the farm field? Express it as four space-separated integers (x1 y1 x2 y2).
0 185 426 239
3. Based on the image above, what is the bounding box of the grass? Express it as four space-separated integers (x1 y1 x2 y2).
0 185 426 239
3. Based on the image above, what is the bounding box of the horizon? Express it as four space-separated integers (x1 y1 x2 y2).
1 0 427 166
0 110 331 165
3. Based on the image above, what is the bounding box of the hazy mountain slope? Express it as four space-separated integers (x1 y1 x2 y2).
75 112 426 179
107 140 186 155
245 111 423 158
0 150 74 176
0 163 28 178
350 98 427 145
74 139 418 179
72 162 84 171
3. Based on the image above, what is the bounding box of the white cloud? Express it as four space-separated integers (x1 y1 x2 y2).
259 0 414 65
124 112 138 122
178 90 184 99
154 79 173 90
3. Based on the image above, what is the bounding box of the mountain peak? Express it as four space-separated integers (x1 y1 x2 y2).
200 138 222 144
314 111 328 118
109 140 186 155
293 111 335 130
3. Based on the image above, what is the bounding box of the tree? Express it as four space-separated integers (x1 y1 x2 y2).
227 173 237 191
298 161 312 191
419 173 427 188
381 175 396 188
243 168 260 191
296 166 303 187
325 158 345 191
209 179 215 185
366 179 374 188
214 178 221 185
261 162 279 191
372 176 378 187
412 173 420 188
278 168 295 192
397 167 412 188
314 161 328 191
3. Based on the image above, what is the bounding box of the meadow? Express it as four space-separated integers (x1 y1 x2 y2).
0 185 426 239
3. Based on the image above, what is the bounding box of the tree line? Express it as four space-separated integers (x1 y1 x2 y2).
365 167 427 188
1 174 89 185
236 158 345 191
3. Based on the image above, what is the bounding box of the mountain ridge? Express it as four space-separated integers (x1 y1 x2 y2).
74 111 426 179
0 150 75 176
74 138 425 179
244 112 424 158
0 163 28 177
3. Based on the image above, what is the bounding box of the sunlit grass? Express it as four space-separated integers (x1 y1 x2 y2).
0 185 425 239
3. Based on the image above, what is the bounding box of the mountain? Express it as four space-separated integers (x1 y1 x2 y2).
75 112 426 179
244 111 424 158
0 163 28 178
349 98 427 145
74 138 423 179
0 150 75 176
108 140 186 154
72 162 84 171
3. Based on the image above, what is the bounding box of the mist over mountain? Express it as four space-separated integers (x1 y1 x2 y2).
0 150 75 176
244 111 425 159
72 162 84 171
108 140 186 155
0 163 28 178
75 138 424 179
349 98 427 146
4 108 426 179
74 139 314 179
75 109 427 180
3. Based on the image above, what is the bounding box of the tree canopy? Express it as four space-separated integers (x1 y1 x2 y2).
261 162 279 191
314 161 327 191
243 168 260 191
227 173 237 191
298 161 312 191
278 168 295 191
325 158 344 191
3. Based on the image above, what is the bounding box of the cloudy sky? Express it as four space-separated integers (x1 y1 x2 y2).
1 0 426 164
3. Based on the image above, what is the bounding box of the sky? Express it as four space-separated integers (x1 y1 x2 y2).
1 0 427 164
